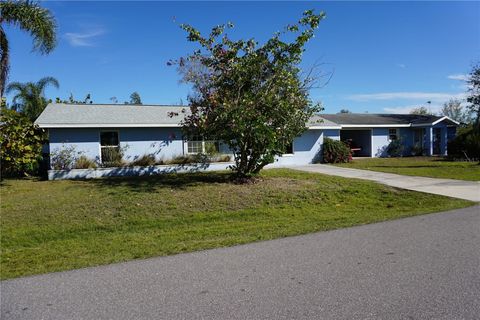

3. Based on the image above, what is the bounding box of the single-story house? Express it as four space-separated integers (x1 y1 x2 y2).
35 103 459 169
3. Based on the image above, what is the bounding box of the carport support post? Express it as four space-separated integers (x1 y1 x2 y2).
442 127 448 156
426 127 433 156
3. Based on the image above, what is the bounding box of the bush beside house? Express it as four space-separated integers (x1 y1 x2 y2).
48 143 232 172
322 138 351 163
0 108 45 177
386 138 405 157
447 125 480 160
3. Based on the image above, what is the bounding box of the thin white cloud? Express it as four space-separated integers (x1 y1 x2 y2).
64 28 106 47
397 63 406 69
347 91 466 102
447 74 469 81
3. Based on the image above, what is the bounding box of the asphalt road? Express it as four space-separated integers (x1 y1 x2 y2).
2 205 479 320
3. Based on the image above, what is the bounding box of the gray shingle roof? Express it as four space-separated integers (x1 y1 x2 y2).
307 114 340 127
35 104 189 128
35 103 341 128
35 104 457 128
320 113 444 125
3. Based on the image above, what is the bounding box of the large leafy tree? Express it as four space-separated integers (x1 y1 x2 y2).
6 76 59 121
0 0 57 96
465 64 480 164
466 64 480 133
173 10 325 178
0 107 45 177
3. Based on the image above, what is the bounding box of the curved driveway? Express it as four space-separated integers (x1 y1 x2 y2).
2 205 479 320
287 164 480 202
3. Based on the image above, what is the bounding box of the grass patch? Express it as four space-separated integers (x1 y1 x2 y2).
0 168 473 279
333 157 480 181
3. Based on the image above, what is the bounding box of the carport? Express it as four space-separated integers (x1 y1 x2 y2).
340 129 372 157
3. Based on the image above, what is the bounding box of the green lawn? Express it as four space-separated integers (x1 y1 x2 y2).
333 157 480 181
0 169 473 280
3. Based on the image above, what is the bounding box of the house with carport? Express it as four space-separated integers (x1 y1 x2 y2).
35 103 459 178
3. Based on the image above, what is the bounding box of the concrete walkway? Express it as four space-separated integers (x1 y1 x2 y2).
2 205 479 319
285 164 480 202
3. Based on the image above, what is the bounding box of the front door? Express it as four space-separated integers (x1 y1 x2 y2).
433 128 441 155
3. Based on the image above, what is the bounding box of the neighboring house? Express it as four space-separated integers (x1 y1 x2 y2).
35 103 459 169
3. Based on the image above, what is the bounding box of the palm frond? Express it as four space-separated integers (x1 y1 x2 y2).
0 0 57 54
5 77 57 121
11 93 23 106
0 26 9 96
5 81 25 95
37 76 59 92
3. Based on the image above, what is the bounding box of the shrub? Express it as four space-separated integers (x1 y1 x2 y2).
410 143 424 156
214 154 231 162
50 144 83 170
386 139 404 157
164 154 209 165
74 156 97 169
101 147 124 167
130 154 156 167
0 108 45 177
204 141 220 156
322 138 351 163
447 125 480 160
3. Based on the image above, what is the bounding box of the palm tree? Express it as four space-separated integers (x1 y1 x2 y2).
0 0 57 96
6 76 59 121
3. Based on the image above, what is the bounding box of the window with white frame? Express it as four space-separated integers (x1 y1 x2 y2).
186 136 220 155
388 128 399 141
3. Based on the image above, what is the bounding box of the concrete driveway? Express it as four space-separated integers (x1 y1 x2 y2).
285 164 480 202
2 205 479 320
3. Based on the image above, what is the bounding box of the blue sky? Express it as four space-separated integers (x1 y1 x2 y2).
7 1 480 114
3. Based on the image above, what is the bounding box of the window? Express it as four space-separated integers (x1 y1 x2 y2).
186 136 220 155
100 131 120 165
388 128 398 141
284 142 294 154
100 131 119 147
187 138 203 154
413 128 424 145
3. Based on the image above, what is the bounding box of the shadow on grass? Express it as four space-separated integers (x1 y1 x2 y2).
86 171 233 193
0 176 44 186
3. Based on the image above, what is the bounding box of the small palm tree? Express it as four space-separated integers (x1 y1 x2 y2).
6 76 59 121
0 0 57 96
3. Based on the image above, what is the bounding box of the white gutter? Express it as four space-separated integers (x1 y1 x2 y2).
35 123 182 128
340 124 411 128
308 126 342 129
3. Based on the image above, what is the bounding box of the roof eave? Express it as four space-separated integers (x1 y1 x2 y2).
36 123 181 128
308 126 342 129
340 124 411 128
431 116 460 126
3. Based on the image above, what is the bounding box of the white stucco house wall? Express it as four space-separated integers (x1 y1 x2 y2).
35 103 459 179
